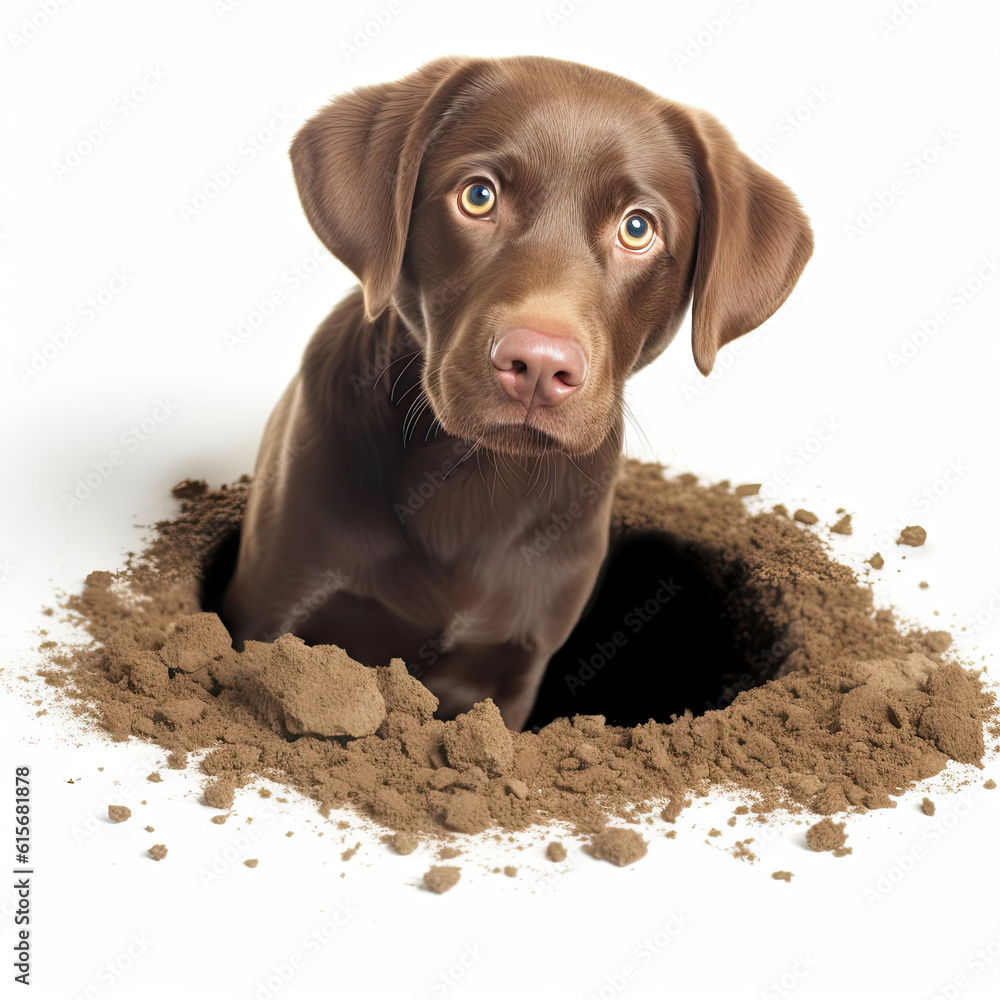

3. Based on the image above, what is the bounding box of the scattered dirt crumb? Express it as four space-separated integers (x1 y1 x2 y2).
107 805 131 823
503 865 517 877
867 553 884 570
793 509 818 525
806 818 848 853
546 841 567 862
772 871 793 882
438 846 462 860
586 828 648 867
921 797 936 816
146 772 162 783
390 832 419 856
919 581 929 589
210 814 229 825
148 844 168 861
734 484 760 497
144 825 154 833
423 865 461 894
244 859 258 869
830 514 852 535
341 842 360 862
897 525 927 547
985 779 996 790
708 828 721 837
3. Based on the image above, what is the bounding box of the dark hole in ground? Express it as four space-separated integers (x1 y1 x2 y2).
201 529 241 615
524 532 786 730
201 528 786 731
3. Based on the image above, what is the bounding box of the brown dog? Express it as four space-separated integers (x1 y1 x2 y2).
220 56 812 731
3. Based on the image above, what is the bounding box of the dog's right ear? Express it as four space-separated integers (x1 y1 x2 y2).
290 58 476 322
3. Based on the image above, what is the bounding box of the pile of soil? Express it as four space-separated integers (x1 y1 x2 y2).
42 461 993 840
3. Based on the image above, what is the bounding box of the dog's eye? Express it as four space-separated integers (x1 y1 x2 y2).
459 182 496 218
617 213 655 252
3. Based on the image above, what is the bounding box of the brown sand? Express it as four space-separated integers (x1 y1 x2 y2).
921 797 936 816
43 461 993 853
772 871 793 882
147 844 167 861
897 526 927 547
546 842 567 862
805 818 847 853
107 805 130 823
423 866 461 893
586 828 648 866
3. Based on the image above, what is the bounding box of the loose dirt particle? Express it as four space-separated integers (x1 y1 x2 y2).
148 844 168 861
830 514 853 535
919 582 929 589
897 525 927 547
108 805 131 823
438 846 462 860
806 818 847 853
586 828 648 867
210 814 229 825
423 866 461 894
503 865 517 877
390 832 419 856
244 859 258 869
793 509 818 525
921 797 936 816
772 871 793 882
734 484 760 497
203 779 235 810
146 772 162 783
985 779 996 790
144 825 154 833
708 828 721 837
546 841 567 862
867 552 885 569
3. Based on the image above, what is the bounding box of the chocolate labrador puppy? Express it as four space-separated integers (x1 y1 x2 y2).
220 56 812 731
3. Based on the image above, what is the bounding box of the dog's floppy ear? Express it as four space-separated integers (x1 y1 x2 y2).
666 105 813 376
290 58 476 321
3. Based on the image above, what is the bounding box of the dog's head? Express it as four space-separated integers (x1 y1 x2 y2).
291 56 812 458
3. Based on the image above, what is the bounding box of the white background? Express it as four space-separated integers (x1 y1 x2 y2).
2 0 1000 997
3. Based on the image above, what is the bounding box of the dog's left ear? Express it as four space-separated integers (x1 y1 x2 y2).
666 105 814 376
290 57 478 321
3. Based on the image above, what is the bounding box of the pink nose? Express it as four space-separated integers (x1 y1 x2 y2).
491 329 588 409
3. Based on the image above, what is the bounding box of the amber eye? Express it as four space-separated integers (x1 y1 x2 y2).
617 213 655 252
459 181 496 217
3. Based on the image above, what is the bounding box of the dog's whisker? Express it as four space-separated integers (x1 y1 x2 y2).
388 351 423 401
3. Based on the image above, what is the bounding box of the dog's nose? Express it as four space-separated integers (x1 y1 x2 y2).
490 329 588 409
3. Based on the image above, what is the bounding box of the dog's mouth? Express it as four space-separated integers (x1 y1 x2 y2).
475 419 565 457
